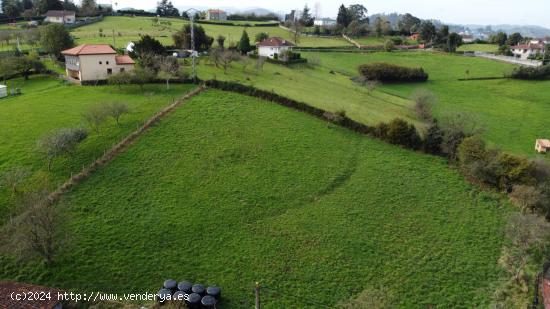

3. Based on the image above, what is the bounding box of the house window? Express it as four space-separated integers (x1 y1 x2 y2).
106 61 109 65
120 68 125 73
99 61 102 64
107 69 112 75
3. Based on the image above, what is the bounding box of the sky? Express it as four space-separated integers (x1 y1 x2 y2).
101 0 550 28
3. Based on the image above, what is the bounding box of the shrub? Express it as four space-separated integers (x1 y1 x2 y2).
423 122 443 154
385 118 422 149
411 89 437 121
82 104 109 132
358 62 429 82
494 153 537 191
510 65 550 80
36 128 88 171
457 136 489 168
383 40 395 52
509 185 544 213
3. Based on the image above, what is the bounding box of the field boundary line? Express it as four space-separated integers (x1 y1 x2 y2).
46 85 206 205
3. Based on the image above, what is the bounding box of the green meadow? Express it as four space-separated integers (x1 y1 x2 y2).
0 89 511 308
306 51 550 158
71 16 352 48
0 75 195 218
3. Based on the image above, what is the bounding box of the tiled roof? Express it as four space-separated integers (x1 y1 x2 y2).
45 10 75 17
512 43 545 50
0 281 62 309
207 9 226 13
258 37 294 47
62 44 116 56
115 55 135 65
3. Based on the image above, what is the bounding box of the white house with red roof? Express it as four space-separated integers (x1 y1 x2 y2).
206 9 227 21
536 139 550 153
61 44 135 82
44 10 76 24
511 42 546 60
257 37 294 60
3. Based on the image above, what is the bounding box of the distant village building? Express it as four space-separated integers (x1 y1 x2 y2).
460 34 475 43
409 33 420 41
44 10 76 24
257 37 294 60
206 9 227 21
314 18 337 27
536 139 550 153
511 42 547 60
285 10 296 22
61 44 135 82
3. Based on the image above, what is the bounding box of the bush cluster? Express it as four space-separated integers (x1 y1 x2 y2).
457 136 550 217
358 62 429 82
510 65 550 80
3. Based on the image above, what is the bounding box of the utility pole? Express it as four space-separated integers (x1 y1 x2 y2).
112 29 116 48
184 8 199 81
255 282 261 309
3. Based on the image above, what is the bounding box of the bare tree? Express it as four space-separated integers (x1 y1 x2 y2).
1 189 68 264
82 105 109 133
509 185 544 213
256 56 267 73
107 102 130 125
158 56 180 90
240 55 252 73
411 89 437 121
220 50 239 74
290 21 303 44
0 167 30 194
37 128 88 171
499 213 550 285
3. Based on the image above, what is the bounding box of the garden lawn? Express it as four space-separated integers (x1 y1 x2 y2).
71 16 352 48
300 51 550 159
0 75 195 219
0 89 511 308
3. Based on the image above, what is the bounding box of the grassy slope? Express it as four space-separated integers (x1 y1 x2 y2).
71 16 352 48
301 51 550 158
0 89 510 308
194 58 418 127
458 44 499 53
0 75 194 218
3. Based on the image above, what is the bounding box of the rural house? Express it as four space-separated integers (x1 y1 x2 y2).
536 139 550 153
206 9 227 21
61 44 135 83
44 10 76 24
511 42 546 60
258 37 294 60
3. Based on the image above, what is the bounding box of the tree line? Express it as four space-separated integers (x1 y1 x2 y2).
1 0 109 19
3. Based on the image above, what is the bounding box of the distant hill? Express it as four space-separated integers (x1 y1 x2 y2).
459 24 550 37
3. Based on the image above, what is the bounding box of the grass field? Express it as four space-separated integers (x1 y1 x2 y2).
71 16 352 48
353 36 418 46
0 89 511 308
194 56 419 128
0 75 195 219
304 51 550 158
458 44 499 53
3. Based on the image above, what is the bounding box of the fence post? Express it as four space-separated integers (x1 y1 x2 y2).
255 282 261 309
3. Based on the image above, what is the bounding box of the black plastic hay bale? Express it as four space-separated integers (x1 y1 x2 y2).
206 286 221 299
178 281 193 293
192 284 205 295
164 279 177 290
172 290 187 302
157 288 173 303
187 293 201 308
201 295 217 308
